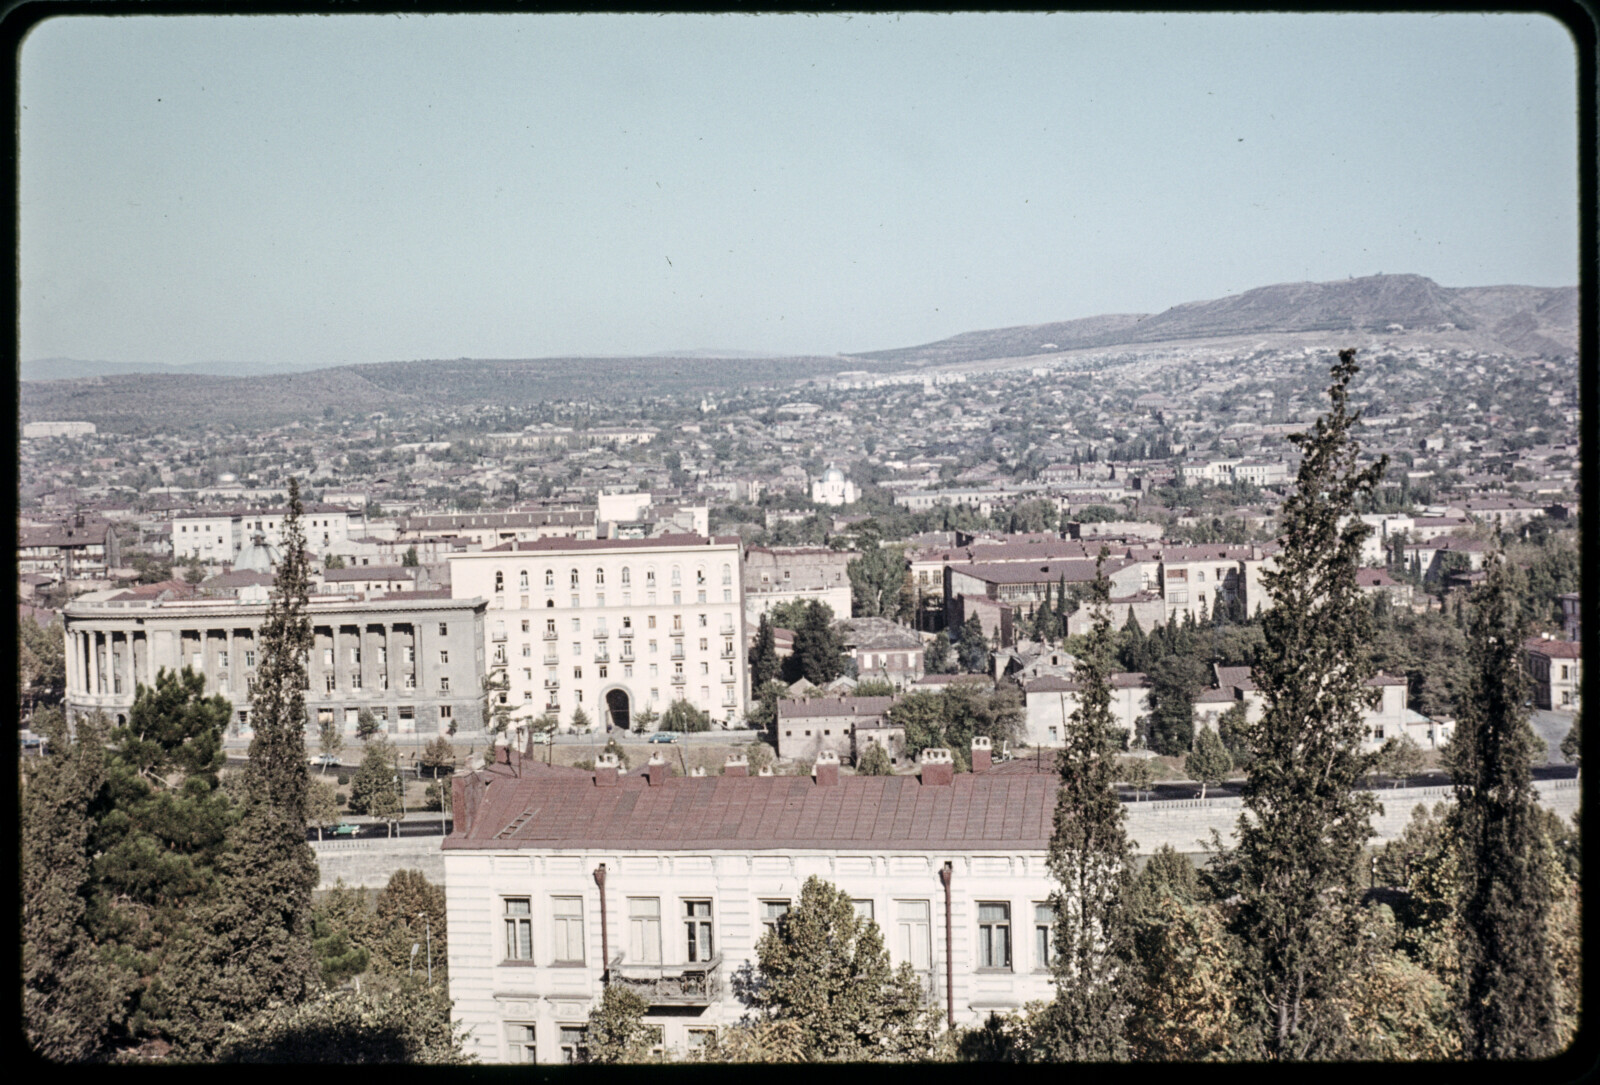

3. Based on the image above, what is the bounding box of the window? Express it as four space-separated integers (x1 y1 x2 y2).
440 676 450 692
439 623 448 637
722 564 732 585
505 898 533 960
853 900 875 921
647 615 657 629
519 570 529 590
521 620 530 633
699 638 708 651
405 645 416 664
596 568 605 585
598 665 608 679
686 1029 715 1053
522 643 532 658
760 900 790 936
628 898 661 964
323 647 334 666
896 901 931 972
698 613 708 628
439 650 449 665
495 571 504 593
685 900 714 962
325 674 337 693
1034 903 1053 970
571 568 580 588
350 670 362 690
621 567 631 586
507 1023 537 1063
574 666 583 680
559 1025 588 1064
572 618 582 632
244 650 255 668
573 642 582 657
553 897 584 964
671 567 682 587
978 903 1011 969
219 650 230 668
545 569 554 587
440 705 452 720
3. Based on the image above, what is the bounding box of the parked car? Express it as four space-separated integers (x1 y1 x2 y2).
331 823 360 837
309 754 342 768
647 732 678 744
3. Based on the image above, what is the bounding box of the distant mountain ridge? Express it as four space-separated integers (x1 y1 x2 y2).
18 356 333 382
848 274 1576 366
20 274 1577 432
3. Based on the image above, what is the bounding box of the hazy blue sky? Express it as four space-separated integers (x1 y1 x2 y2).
19 12 1579 368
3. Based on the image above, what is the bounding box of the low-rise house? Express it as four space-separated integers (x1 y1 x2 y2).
775 696 895 762
443 741 1059 1063
1526 636 1582 712
1021 673 1151 747
742 546 855 626
844 617 926 688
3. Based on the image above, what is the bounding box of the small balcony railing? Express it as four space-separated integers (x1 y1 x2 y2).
607 954 722 1007
592 629 609 639
542 630 559 641
670 674 686 685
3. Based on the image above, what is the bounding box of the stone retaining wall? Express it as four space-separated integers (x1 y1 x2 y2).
312 837 447 889
1125 779 1580 855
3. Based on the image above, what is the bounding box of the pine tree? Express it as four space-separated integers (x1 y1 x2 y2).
1447 550 1561 1058
1038 550 1136 1059
1222 349 1388 1060
957 613 989 673
751 613 780 686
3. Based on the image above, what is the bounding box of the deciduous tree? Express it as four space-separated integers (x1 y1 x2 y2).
1184 727 1232 800
751 876 940 1061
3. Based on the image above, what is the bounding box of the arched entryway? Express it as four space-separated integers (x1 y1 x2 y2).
605 688 631 732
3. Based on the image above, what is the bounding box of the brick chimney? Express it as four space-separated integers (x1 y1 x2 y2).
645 752 669 787
814 749 840 786
971 735 992 773
919 747 954 786
724 753 749 777
595 751 621 787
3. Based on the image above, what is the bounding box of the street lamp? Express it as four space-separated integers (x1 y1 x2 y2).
415 911 433 985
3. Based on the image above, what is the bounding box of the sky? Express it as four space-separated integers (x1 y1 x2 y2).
18 12 1581 369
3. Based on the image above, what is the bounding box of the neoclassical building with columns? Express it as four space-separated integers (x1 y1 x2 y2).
62 585 488 737
446 534 748 732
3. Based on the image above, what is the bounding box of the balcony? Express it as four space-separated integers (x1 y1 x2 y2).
619 651 635 663
671 649 685 661
543 655 560 666
592 629 609 639
721 673 736 683
670 674 686 685
543 630 560 641
721 648 736 659
491 630 508 642
594 652 611 664
719 625 736 636
608 954 722 1007
618 628 634 638
544 679 560 689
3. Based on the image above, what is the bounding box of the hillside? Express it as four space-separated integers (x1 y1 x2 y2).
850 274 1576 366
19 274 1576 431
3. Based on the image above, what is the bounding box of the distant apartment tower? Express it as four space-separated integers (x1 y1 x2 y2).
447 535 748 732
172 504 362 564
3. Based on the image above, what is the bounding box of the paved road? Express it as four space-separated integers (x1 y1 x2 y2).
1530 708 1578 766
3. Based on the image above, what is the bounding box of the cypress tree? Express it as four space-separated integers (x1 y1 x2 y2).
1221 350 1388 1059
170 478 319 1055
1039 549 1136 1058
1448 550 1561 1058
751 613 779 687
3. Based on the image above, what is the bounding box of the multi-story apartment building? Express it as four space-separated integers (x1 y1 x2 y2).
399 508 596 549
741 545 855 626
447 535 748 732
172 503 362 563
62 585 487 737
17 518 120 581
443 740 1057 1064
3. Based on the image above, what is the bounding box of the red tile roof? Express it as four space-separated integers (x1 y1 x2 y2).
489 533 739 553
446 756 1063 851
777 696 896 720
1526 638 1582 659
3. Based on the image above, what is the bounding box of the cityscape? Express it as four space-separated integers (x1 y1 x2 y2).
18 11 1584 1068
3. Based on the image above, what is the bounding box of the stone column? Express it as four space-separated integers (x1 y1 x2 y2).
65 628 80 697
226 628 236 695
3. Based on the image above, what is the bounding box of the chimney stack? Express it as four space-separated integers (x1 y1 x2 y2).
691 766 707 777
919 747 955 786
595 751 621 787
814 749 840 786
724 754 749 777
645 752 669 787
758 765 774 776
971 735 992 773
